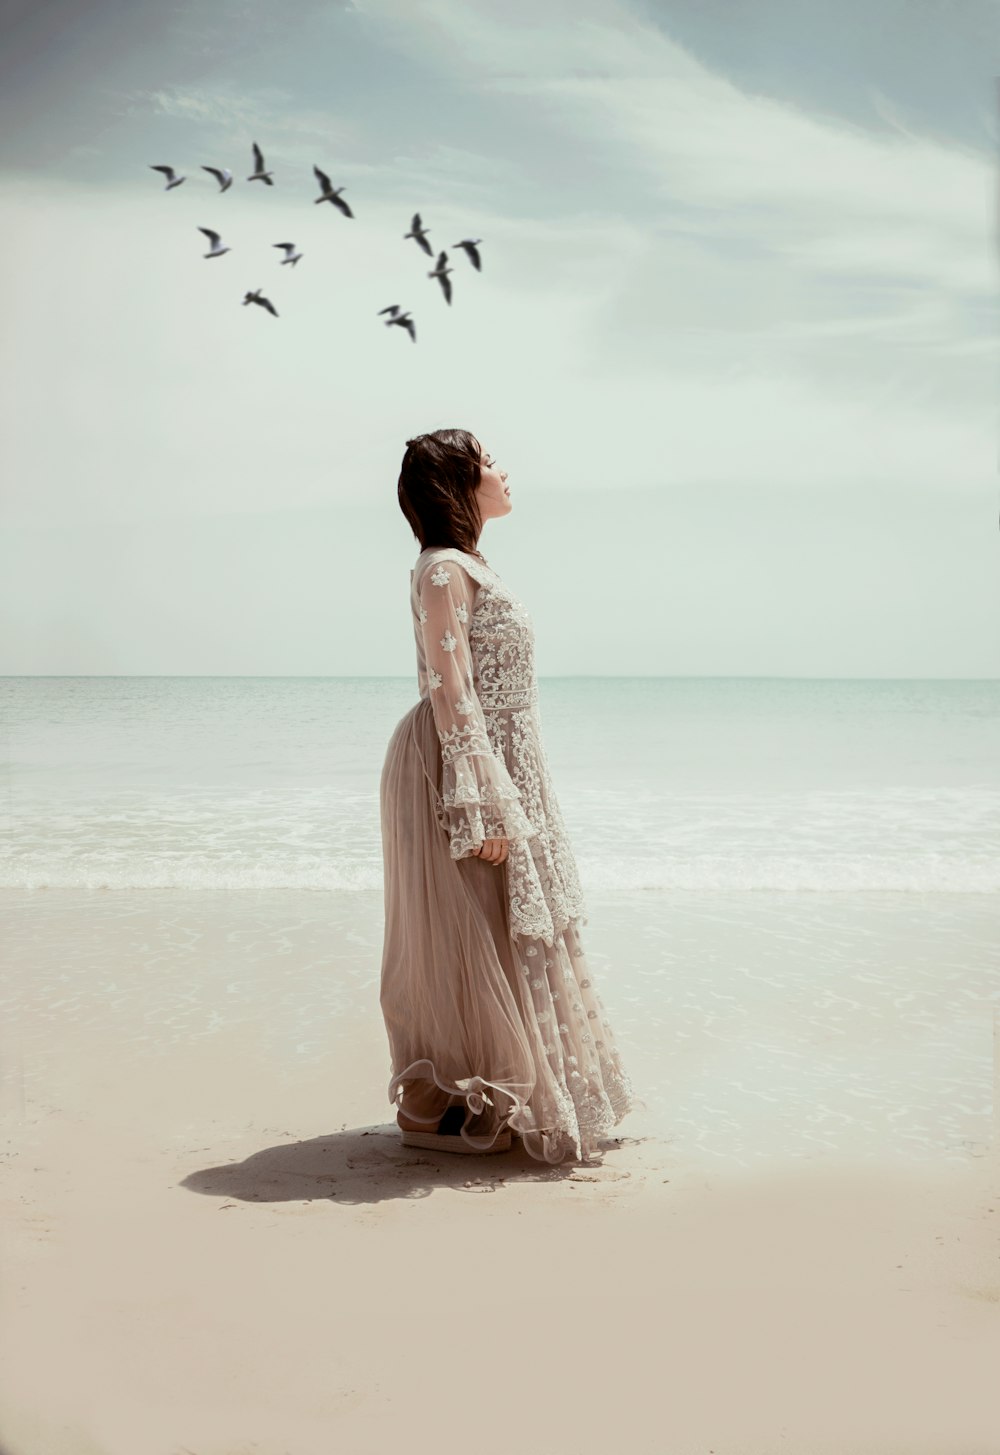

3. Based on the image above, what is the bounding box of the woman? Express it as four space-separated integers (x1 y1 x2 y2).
379 428 637 1163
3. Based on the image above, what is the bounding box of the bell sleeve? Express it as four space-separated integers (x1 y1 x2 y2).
419 558 538 860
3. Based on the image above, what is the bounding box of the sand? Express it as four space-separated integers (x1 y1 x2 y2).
1 887 998 1455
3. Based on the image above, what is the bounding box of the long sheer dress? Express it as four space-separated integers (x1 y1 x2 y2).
379 546 637 1163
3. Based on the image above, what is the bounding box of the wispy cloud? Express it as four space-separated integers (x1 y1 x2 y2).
1 0 994 543
361 0 992 293
118 82 365 176
344 0 996 430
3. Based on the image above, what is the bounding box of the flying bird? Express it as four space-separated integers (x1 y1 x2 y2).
378 305 416 342
248 142 274 185
312 166 353 216
428 251 453 305
198 227 231 259
273 242 303 266
202 165 233 192
453 238 483 271
149 164 185 190
404 213 432 256
243 288 278 317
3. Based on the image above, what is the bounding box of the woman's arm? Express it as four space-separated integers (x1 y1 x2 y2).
418 558 537 860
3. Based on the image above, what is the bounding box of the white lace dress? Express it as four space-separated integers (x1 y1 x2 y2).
379 546 637 1163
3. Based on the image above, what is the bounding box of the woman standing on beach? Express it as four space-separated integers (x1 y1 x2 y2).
379 429 636 1163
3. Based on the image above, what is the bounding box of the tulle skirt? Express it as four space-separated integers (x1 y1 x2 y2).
379 697 636 1163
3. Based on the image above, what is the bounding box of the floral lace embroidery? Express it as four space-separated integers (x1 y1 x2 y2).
413 547 587 944
406 547 638 1163
510 927 636 1162
437 718 493 764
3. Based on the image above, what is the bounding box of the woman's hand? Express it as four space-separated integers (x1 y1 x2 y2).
472 836 509 864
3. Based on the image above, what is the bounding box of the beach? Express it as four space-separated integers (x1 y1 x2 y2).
2 883 998 1455
4 0 1000 1438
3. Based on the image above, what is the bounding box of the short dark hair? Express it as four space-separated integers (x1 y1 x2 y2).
397 428 484 554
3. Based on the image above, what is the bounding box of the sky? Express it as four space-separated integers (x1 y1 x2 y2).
0 0 997 676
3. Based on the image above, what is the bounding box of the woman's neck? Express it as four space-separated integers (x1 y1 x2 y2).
423 543 487 561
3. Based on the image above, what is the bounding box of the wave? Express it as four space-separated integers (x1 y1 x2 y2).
2 852 997 894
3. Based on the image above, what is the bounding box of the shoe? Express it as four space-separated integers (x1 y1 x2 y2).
399 1103 512 1155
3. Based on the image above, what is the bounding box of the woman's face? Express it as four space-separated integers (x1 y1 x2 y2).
474 440 511 523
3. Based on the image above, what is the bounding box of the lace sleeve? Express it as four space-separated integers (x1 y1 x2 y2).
418 557 538 860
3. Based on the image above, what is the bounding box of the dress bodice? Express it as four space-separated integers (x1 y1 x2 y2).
406 544 585 947
411 548 538 712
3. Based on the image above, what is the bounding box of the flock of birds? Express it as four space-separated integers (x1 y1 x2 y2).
149 141 484 339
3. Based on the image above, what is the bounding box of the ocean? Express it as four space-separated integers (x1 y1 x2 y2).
1 674 997 894
3 674 997 1168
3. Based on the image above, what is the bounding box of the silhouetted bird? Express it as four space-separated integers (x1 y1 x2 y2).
404 213 432 256
378 305 416 342
312 166 354 216
202 166 233 192
198 227 231 259
243 288 278 316
428 251 453 305
273 242 303 266
453 238 483 271
149 165 185 190
248 142 274 185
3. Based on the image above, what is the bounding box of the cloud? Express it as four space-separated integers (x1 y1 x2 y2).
343 0 996 430
366 1 991 283
0 0 993 549
117 82 365 177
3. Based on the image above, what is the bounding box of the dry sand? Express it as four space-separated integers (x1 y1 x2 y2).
1 889 998 1455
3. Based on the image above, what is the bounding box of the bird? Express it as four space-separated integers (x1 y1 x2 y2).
404 213 433 256
312 166 353 216
428 251 453 305
149 165 185 190
378 305 416 342
202 165 233 192
248 142 274 185
453 238 483 271
272 242 303 266
198 227 231 259
243 288 278 317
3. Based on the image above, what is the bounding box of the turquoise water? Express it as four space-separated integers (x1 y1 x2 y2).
1 675 997 892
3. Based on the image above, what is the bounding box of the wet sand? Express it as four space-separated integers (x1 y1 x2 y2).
1 887 998 1454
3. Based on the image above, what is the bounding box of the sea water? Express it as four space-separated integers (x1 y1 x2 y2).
2 674 997 1167
1 674 997 894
